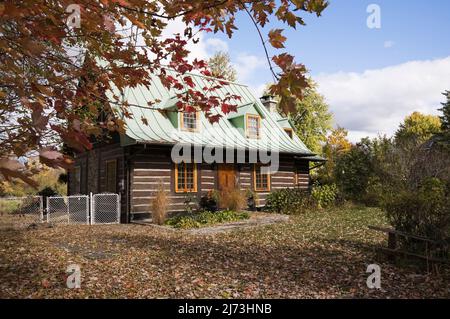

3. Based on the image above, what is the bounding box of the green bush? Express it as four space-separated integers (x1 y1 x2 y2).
199 190 220 212
165 210 250 229
265 188 312 214
383 178 450 242
335 140 373 200
363 177 384 207
311 183 338 208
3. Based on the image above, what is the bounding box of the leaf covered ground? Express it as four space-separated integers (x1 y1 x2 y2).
1 206 449 298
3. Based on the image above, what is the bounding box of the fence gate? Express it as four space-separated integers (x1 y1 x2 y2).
47 195 89 224
91 193 120 224
68 195 89 224
47 196 69 224
0 196 43 229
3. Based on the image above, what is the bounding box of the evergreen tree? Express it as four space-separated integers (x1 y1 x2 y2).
436 90 450 149
439 90 450 131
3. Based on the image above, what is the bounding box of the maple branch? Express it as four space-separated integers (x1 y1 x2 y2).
240 1 279 82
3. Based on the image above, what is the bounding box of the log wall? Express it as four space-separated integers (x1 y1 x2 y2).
70 144 311 221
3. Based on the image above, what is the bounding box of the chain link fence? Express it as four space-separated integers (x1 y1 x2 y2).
47 195 90 225
47 196 69 224
0 196 43 229
1 193 119 228
91 193 120 224
68 195 90 224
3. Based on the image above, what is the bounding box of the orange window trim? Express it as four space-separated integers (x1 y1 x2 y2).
253 164 271 192
180 111 200 132
174 162 198 193
246 114 261 139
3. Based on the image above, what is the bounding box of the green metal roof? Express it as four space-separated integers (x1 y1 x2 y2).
108 70 314 155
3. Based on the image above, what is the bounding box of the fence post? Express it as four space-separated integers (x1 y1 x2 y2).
86 195 90 225
67 196 70 224
117 193 121 224
90 192 94 225
46 197 50 223
39 196 44 223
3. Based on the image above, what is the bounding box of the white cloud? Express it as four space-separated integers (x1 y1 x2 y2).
232 53 266 82
384 40 395 48
316 56 450 142
203 38 229 53
248 83 268 98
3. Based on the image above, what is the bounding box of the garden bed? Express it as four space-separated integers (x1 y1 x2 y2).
134 211 289 234
165 210 250 229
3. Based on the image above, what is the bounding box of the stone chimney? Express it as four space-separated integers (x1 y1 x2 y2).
260 95 278 113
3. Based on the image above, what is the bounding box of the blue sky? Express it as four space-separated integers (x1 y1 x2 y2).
193 0 450 141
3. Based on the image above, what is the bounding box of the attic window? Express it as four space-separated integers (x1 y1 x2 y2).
180 111 199 132
284 128 293 139
246 114 261 139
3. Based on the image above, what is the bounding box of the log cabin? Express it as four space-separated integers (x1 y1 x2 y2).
67 70 325 222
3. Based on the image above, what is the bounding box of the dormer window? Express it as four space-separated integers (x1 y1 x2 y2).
180 111 200 132
246 114 261 139
284 128 293 139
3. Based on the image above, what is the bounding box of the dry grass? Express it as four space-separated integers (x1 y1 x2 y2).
151 183 170 225
218 188 247 211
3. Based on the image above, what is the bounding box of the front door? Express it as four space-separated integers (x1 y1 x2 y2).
217 164 236 193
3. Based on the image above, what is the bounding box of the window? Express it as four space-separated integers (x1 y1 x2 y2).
180 111 199 132
284 128 293 139
246 114 261 139
175 162 197 193
106 160 117 193
253 164 270 191
73 166 81 194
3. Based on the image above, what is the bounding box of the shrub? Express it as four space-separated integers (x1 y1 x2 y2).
335 139 373 200
218 188 247 211
165 210 250 229
311 183 338 208
183 193 198 214
265 188 312 214
245 189 258 211
363 177 384 207
383 178 450 242
151 184 170 225
37 186 59 198
199 190 220 212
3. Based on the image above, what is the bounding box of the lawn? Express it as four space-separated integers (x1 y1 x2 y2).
0 205 449 298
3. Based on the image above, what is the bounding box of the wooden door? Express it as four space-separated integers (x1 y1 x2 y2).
217 164 236 192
